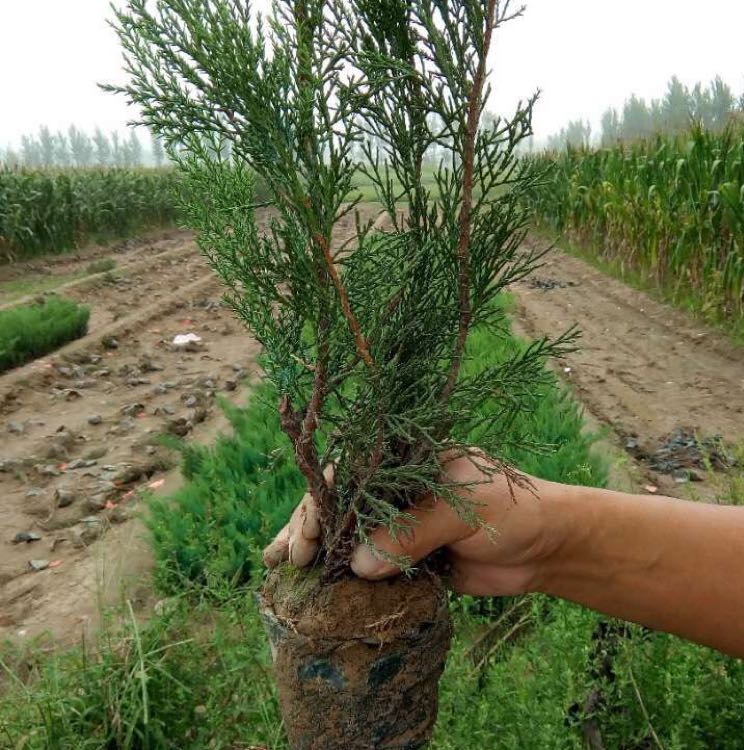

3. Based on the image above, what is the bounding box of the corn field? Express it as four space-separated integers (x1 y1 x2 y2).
529 126 744 327
0 167 180 261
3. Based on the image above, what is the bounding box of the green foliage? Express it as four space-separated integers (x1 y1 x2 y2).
148 310 603 595
529 125 744 334
148 394 305 596
109 0 563 568
0 296 89 372
0 599 284 750
0 167 180 261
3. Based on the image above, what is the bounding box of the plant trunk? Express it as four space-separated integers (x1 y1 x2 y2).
260 567 453 749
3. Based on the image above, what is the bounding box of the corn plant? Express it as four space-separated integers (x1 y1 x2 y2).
0 167 180 261
529 125 744 328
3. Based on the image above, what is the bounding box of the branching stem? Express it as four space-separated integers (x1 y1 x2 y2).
441 0 499 402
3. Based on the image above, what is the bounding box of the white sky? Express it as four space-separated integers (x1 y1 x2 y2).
1 0 743 148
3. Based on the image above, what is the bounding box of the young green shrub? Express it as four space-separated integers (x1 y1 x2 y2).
110 0 569 575
0 296 90 372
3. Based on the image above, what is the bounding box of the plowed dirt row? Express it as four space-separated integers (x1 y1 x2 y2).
511 238 744 497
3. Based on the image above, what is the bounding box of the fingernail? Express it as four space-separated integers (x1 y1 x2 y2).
351 544 387 579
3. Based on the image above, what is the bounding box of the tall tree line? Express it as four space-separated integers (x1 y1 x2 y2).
547 76 744 150
0 126 168 168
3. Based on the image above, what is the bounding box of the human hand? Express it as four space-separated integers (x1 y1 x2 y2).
263 451 553 596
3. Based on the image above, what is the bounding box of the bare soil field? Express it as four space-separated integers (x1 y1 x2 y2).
2 218 742 643
0 208 378 642
511 237 744 496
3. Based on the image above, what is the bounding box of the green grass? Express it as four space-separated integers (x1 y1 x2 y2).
0 272 86 305
2 307 744 749
0 296 90 372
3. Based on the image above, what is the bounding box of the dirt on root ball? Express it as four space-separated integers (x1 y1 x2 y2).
260 566 453 750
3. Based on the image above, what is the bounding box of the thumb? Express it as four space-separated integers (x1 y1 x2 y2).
350 498 471 580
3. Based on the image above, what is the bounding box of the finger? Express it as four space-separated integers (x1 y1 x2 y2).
289 536 320 568
302 497 321 541
263 523 290 568
351 499 472 580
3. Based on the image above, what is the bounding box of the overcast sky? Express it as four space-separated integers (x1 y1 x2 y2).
2 0 743 148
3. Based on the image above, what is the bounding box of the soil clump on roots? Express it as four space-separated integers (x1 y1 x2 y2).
260 566 453 750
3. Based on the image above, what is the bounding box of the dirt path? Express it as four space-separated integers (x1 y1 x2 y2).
511 238 744 496
0 207 379 642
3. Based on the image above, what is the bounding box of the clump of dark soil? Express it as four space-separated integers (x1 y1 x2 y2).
626 427 737 477
260 566 452 750
527 277 579 291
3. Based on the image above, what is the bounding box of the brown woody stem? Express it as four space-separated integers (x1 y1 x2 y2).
441 0 499 403
315 232 375 370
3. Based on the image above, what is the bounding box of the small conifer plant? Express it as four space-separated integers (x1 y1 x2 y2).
110 1 567 746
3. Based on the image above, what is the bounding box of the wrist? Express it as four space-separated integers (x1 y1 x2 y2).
529 480 597 595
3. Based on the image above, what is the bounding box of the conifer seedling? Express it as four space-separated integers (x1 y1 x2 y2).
110 1 567 746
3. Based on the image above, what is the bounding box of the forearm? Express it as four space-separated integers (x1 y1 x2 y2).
534 481 744 657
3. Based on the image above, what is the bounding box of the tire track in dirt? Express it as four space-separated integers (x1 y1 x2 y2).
510 238 744 496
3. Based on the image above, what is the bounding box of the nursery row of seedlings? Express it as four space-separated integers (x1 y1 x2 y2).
4 312 743 749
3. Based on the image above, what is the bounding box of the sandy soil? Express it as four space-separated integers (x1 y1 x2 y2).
511 237 744 496
0 208 379 642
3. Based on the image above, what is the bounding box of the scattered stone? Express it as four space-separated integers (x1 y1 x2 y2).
71 517 104 547
12 532 41 545
121 403 146 417
94 368 111 377
84 495 108 512
167 417 192 437
62 389 83 401
114 463 155 484
55 488 76 508
56 366 73 378
0 459 22 473
127 377 152 387
85 447 108 461
89 354 103 365
145 446 158 455
36 464 62 477
109 420 135 436
528 277 578 291
649 428 736 474
88 414 103 425
154 404 176 416
191 406 208 425
109 504 136 524
183 395 198 408
102 337 119 350
26 488 44 498
7 421 25 435
66 458 97 471
139 355 164 373
45 442 69 461
73 379 98 390
29 559 50 572
224 380 237 392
